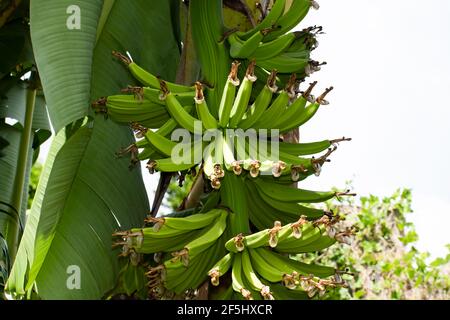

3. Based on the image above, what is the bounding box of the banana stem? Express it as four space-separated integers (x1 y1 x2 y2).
175 3 201 86
9 71 37 263
184 167 205 210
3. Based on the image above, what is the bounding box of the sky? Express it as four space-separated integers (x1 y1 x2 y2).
38 0 450 258
292 0 450 258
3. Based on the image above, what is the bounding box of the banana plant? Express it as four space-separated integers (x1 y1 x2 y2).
5 0 182 299
98 0 355 300
0 0 51 297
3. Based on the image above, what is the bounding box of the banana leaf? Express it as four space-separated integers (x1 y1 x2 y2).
7 0 180 299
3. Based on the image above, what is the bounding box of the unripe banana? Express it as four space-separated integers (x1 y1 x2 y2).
157 210 223 231
237 0 286 40
275 231 336 254
251 32 300 61
112 50 194 92
238 69 278 129
262 0 315 42
253 73 298 129
241 250 274 300
271 80 316 130
244 221 290 249
252 89 289 129
231 253 253 300
229 30 266 59
253 178 338 203
259 247 335 278
194 82 219 130
218 61 240 127
257 53 309 74
248 248 284 283
226 233 245 253
159 80 201 134
229 61 257 128
115 228 199 254
178 210 228 263
285 26 322 53
279 137 351 156
222 132 242 175
146 158 197 174
143 129 178 157
279 87 333 133
208 253 234 286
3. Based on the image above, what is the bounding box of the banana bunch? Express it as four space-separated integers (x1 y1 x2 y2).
226 0 324 89
96 57 353 299
96 0 355 299
113 209 231 297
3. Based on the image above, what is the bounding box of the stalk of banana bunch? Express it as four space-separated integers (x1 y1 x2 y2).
92 0 357 300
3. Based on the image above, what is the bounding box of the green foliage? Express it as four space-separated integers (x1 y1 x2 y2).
300 189 450 299
27 162 41 209
165 175 194 211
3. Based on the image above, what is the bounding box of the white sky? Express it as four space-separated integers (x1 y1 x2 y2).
38 0 450 258
293 0 450 258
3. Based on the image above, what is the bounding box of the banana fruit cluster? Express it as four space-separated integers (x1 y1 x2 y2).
227 0 324 89
95 0 355 300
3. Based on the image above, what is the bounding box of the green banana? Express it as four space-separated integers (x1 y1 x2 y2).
248 247 284 283
158 210 222 231
194 82 219 130
276 232 336 254
229 61 257 128
253 178 338 203
172 235 226 293
244 221 291 249
121 86 195 106
208 253 234 286
229 30 266 59
262 0 314 42
222 131 242 175
218 61 240 127
258 247 336 278
146 157 197 174
159 80 201 134
112 50 194 92
271 81 316 129
155 105 192 136
231 253 253 300
237 0 286 40
285 26 322 53
221 173 250 234
241 249 274 300
95 95 167 120
115 228 200 254
252 88 289 129
279 137 351 156
252 32 300 60
279 87 334 133
238 69 278 129
143 129 178 157
179 210 228 262
257 53 309 74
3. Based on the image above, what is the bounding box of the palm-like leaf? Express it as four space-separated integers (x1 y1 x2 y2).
7 0 180 299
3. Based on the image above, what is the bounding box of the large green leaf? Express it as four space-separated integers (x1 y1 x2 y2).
29 0 102 132
7 0 180 299
0 123 32 255
0 81 51 132
5 129 66 299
